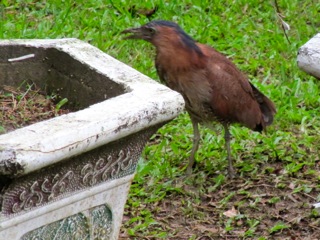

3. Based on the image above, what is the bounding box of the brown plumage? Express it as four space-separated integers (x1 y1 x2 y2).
122 20 276 177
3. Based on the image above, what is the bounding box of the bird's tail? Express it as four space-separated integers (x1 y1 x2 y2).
250 83 276 128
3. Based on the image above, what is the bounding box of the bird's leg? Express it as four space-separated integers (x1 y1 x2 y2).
223 124 235 178
187 117 200 175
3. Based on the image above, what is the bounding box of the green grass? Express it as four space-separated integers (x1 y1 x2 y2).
1 0 320 239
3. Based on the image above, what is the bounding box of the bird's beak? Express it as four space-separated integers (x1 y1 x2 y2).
121 27 144 40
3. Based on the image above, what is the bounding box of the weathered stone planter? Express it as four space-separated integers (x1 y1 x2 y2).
297 33 320 213
297 33 320 80
0 39 184 239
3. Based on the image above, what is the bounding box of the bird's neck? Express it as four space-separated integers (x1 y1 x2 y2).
155 43 206 71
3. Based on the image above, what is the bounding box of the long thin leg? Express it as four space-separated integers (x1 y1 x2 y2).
186 117 200 175
224 124 235 178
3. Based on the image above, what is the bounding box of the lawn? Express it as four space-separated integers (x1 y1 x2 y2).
1 0 319 239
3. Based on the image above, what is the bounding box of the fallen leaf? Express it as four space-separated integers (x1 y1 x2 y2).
223 206 238 218
289 182 295 189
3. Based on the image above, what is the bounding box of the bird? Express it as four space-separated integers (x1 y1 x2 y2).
122 20 276 178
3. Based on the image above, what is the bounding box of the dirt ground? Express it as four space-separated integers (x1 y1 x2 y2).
120 161 320 239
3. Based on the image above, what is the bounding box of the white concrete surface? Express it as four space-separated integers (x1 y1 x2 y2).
297 33 320 79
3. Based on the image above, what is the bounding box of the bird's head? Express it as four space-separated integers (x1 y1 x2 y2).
121 20 190 43
122 20 204 58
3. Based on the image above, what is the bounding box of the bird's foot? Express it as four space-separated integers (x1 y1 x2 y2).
186 165 193 175
228 166 236 179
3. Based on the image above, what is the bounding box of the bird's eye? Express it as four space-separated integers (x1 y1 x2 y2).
147 27 156 34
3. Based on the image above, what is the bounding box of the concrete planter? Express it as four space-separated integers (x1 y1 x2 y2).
297 33 320 80
297 33 320 213
0 39 184 239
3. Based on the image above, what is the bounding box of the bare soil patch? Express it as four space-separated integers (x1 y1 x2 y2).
0 84 69 134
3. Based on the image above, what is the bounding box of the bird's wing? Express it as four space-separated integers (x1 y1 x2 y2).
195 44 266 128
202 45 254 98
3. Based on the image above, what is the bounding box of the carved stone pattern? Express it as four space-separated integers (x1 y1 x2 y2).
12 171 74 213
1 125 162 216
21 212 90 240
20 204 112 240
81 149 132 187
91 205 113 239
